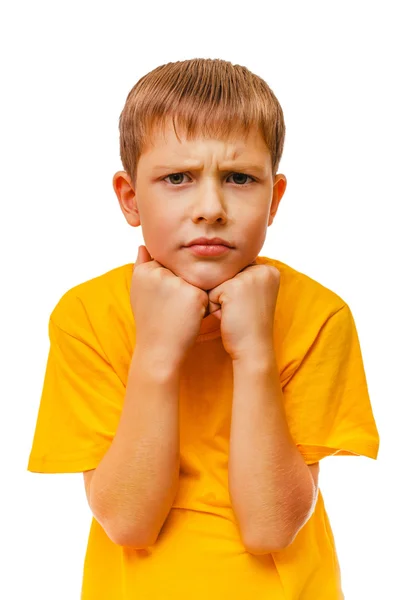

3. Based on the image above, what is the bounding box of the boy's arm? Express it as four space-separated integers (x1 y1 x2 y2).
86 350 181 548
229 352 318 555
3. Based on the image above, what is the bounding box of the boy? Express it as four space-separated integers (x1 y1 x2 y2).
27 58 380 599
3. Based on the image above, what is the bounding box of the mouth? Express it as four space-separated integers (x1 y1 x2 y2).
184 236 234 257
185 244 232 257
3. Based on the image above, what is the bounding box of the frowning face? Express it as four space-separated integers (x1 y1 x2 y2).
114 119 286 292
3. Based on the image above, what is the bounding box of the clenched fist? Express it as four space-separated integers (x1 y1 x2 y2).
130 245 210 370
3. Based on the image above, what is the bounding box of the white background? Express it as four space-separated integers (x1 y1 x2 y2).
1 0 398 598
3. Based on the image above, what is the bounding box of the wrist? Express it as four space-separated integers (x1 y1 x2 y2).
232 343 276 372
131 347 182 382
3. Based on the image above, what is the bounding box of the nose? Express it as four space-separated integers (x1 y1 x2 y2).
191 184 228 224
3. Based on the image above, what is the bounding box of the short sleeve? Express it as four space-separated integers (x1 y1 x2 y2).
27 315 126 474
282 304 380 464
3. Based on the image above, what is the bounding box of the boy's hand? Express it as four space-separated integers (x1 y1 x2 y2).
207 261 281 363
130 245 209 368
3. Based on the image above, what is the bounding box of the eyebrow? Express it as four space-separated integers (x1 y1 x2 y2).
152 162 267 176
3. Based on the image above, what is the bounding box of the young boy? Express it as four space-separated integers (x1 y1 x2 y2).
27 58 380 599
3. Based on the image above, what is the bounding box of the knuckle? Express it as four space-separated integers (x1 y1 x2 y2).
268 266 281 279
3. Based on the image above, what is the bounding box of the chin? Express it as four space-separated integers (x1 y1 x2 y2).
178 266 238 291
155 255 248 290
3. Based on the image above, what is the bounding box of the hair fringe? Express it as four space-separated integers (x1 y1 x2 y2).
118 58 285 186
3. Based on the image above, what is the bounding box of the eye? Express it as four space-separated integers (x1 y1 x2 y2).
164 173 190 185
163 172 255 186
227 172 255 186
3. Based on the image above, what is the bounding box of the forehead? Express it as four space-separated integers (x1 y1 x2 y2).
141 118 269 162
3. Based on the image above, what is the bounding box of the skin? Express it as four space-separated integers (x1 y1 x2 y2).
113 119 287 336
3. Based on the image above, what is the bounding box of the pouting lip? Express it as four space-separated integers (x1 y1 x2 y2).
185 237 234 247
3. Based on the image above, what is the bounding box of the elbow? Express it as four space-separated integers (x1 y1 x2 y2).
243 505 316 555
94 513 158 549
242 514 313 555
90 498 159 549
243 532 290 555
113 531 157 549
240 516 298 555
241 470 318 556
110 519 159 549
110 524 157 549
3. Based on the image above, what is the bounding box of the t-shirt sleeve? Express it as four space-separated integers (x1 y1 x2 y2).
282 303 380 465
27 314 126 474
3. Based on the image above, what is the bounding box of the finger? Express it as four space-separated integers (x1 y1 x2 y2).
134 245 153 267
240 260 258 272
208 298 221 318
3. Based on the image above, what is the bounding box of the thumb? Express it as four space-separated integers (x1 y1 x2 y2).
135 245 153 267
208 297 222 320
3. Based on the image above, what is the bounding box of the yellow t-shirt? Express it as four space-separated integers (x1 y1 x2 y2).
27 256 380 599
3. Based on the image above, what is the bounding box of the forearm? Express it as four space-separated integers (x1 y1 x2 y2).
229 352 316 554
90 350 181 548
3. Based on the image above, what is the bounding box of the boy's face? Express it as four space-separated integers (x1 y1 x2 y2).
114 119 286 293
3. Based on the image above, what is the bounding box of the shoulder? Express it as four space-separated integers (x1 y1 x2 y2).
50 263 134 333
257 255 346 309
257 256 352 385
258 255 348 330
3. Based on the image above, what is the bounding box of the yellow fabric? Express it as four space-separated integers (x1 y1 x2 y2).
27 256 380 599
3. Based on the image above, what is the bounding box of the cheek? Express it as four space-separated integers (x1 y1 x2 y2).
141 211 176 253
240 212 269 249
243 210 268 235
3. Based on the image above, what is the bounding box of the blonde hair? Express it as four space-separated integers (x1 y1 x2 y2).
118 58 285 187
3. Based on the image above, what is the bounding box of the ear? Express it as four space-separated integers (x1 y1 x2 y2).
112 171 141 227
268 174 287 227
